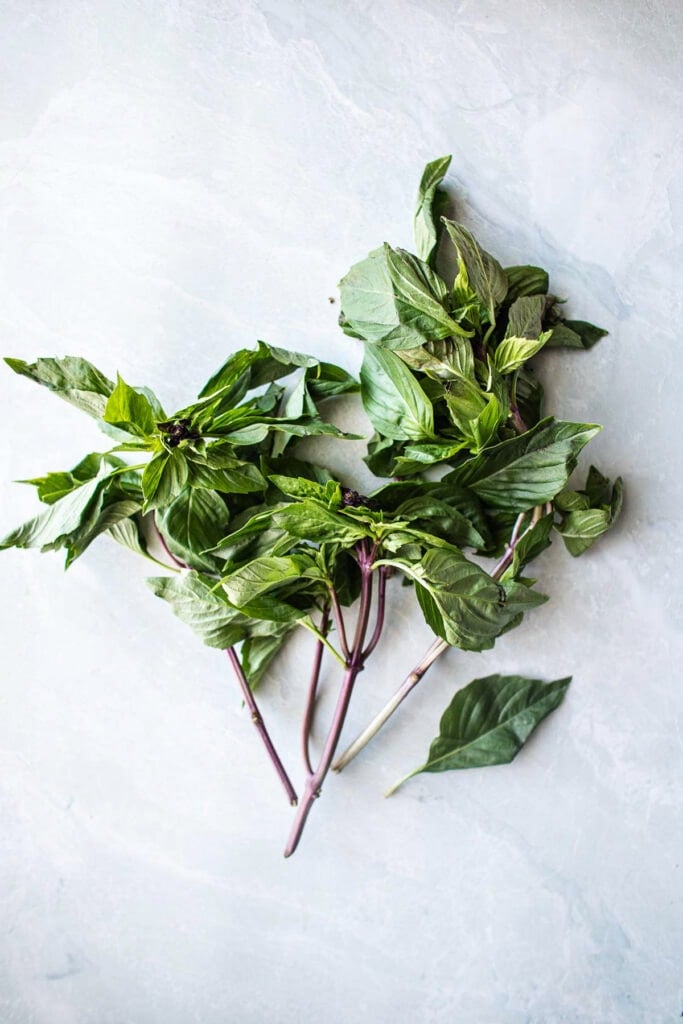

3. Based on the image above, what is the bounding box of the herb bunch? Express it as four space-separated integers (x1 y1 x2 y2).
2 157 622 857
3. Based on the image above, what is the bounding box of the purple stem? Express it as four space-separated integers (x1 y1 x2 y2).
226 648 298 807
153 516 188 570
329 586 350 661
284 543 375 857
301 606 330 775
362 565 388 659
154 519 297 805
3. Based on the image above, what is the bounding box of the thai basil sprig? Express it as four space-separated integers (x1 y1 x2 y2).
2 156 623 856
331 155 622 775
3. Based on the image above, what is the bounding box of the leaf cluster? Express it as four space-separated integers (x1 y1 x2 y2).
1 156 625 850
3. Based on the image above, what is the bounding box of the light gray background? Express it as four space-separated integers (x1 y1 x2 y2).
1 2 681 1022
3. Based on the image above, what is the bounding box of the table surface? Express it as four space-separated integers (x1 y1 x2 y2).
1 2 681 1022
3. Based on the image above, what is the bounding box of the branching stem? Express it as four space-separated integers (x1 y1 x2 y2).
284 540 376 857
332 505 550 773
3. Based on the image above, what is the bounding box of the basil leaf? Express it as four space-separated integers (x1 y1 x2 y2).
148 571 249 648
442 220 508 325
383 245 464 341
556 470 623 556
514 368 544 428
241 631 293 688
493 331 552 375
141 449 189 513
19 452 125 504
108 514 151 560
449 418 601 512
393 674 571 788
0 475 105 555
360 346 435 441
505 295 545 340
198 341 319 399
545 319 608 350
338 245 465 350
223 554 322 607
396 336 475 381
503 266 549 303
103 374 160 438
268 475 335 502
5 355 114 419
273 502 370 545
414 154 452 265
157 487 230 572
390 547 540 651
187 449 266 494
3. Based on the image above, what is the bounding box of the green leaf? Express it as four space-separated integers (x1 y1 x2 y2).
268 475 335 502
108 514 153 561
388 547 542 651
187 448 266 494
103 374 160 437
1 465 140 566
449 418 601 512
222 554 321 608
240 631 293 688
360 346 434 441
338 245 466 350
545 319 608 350
442 220 508 325
505 295 545 340
390 673 571 791
514 369 544 428
197 341 319 400
493 331 552 375
557 508 612 556
273 501 370 545
157 487 230 572
148 571 250 648
414 155 452 265
383 245 463 341
5 355 114 418
0 475 104 555
555 468 623 556
19 452 125 504
503 266 549 303
141 449 189 513
396 336 475 381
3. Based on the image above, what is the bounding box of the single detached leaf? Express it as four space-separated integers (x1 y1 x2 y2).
414 155 452 265
5 356 114 418
442 220 508 325
360 345 434 441
390 673 571 792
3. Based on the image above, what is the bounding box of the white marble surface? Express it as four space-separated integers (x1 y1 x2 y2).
1 2 682 1022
